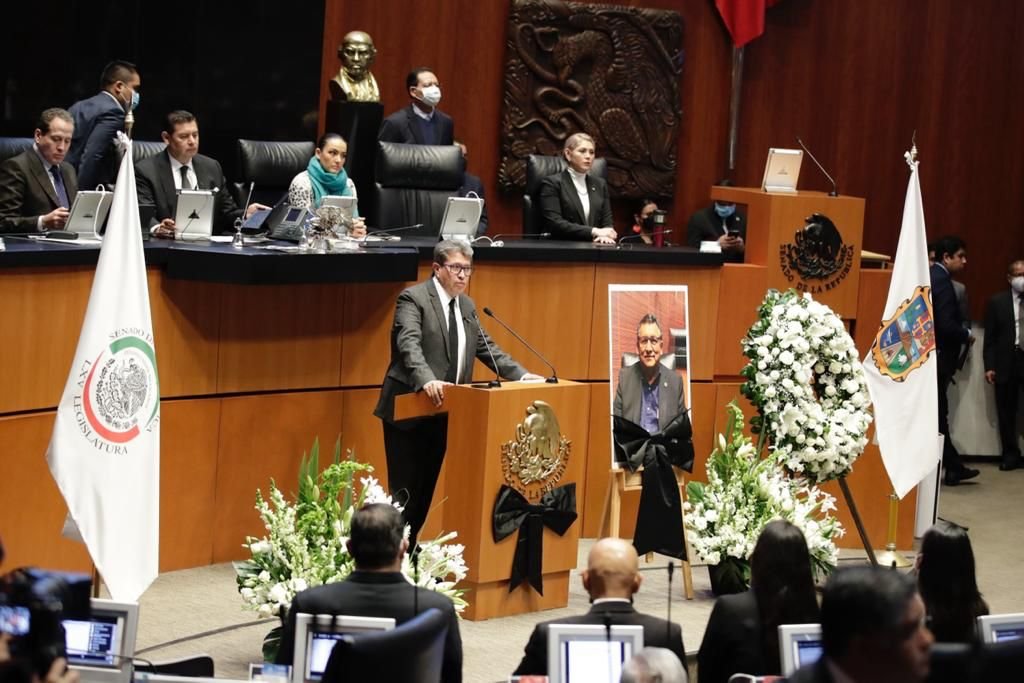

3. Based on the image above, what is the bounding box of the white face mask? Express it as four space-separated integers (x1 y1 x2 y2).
419 85 442 107
1011 275 1024 294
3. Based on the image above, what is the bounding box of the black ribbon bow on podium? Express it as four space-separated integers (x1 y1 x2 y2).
492 483 577 595
613 411 695 559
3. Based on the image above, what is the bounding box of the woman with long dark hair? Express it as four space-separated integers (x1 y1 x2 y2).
916 521 989 643
697 520 820 682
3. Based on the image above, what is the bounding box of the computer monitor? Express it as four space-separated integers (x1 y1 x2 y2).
291 613 395 683
761 148 803 193
438 196 482 242
978 612 1024 643
174 189 216 241
778 623 823 676
63 598 139 683
546 623 644 683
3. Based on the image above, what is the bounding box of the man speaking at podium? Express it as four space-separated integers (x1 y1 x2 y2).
374 240 543 547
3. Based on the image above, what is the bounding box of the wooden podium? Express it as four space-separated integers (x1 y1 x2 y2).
710 186 865 318
395 380 590 621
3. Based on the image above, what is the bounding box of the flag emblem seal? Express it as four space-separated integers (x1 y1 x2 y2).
869 285 935 381
77 333 160 447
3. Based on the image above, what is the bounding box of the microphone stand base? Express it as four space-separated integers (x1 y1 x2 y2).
545 376 559 384
487 380 501 388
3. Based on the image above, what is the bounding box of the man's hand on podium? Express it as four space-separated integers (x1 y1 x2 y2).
422 380 452 407
519 372 546 382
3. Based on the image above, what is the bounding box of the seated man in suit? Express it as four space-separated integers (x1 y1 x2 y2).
538 132 617 244
686 179 746 259
275 503 463 683
135 110 267 238
378 67 454 146
454 140 487 235
67 60 140 190
0 108 78 234
614 313 685 441
786 566 933 683
512 538 686 676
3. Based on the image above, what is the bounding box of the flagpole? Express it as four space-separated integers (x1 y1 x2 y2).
874 491 912 568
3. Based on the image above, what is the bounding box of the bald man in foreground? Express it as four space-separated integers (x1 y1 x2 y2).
512 538 686 676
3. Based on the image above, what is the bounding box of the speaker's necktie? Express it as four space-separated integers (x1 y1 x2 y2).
445 299 459 383
179 165 193 191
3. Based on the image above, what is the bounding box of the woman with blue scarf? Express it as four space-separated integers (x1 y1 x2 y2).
288 132 366 236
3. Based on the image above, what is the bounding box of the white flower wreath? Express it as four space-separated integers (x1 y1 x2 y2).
740 289 872 482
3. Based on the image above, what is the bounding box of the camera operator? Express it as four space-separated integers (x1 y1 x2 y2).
0 537 80 683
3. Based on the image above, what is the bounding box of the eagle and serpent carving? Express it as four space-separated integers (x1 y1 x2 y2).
499 0 684 198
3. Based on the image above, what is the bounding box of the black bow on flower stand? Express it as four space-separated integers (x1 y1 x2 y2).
492 483 577 595
613 411 695 560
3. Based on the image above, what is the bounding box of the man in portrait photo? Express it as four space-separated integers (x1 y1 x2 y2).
613 312 685 436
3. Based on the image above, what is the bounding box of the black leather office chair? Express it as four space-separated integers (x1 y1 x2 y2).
0 137 34 164
374 141 465 237
132 140 166 165
235 139 315 207
522 153 608 235
321 608 448 683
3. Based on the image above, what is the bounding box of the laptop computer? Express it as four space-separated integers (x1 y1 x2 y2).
438 196 483 241
66 190 114 241
761 148 804 193
175 189 216 241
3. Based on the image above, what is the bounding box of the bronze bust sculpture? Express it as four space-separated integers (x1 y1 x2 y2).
329 30 380 102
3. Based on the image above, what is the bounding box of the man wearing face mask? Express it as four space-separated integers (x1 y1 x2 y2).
378 67 454 146
686 179 745 258
983 259 1024 472
67 60 141 191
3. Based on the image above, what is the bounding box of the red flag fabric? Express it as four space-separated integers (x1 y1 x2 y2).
715 0 780 47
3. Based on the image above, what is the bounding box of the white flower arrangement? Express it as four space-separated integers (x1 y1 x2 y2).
740 289 872 482
685 402 844 584
234 439 467 659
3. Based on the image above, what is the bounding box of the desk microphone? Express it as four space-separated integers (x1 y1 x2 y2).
477 232 552 248
482 307 558 383
666 561 675 644
472 311 502 388
797 136 839 197
363 223 425 240
618 229 674 247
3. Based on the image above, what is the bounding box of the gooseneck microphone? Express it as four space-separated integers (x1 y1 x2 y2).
796 136 839 197
666 561 675 645
482 307 558 383
618 229 674 247
364 223 425 240
472 311 502 388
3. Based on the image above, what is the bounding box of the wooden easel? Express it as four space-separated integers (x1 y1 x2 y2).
599 466 695 599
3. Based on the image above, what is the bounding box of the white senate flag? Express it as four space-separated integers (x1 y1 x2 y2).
862 153 938 498
47 137 160 601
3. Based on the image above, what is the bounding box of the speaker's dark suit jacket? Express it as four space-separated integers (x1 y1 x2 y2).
930 262 970 377
373 278 526 424
275 571 462 683
134 150 242 234
538 169 614 241
511 600 686 676
613 363 685 432
697 590 771 683
378 104 455 146
984 289 1020 383
67 92 125 190
0 148 78 233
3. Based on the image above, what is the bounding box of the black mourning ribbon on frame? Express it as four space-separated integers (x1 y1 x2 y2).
613 411 695 560
492 483 577 595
